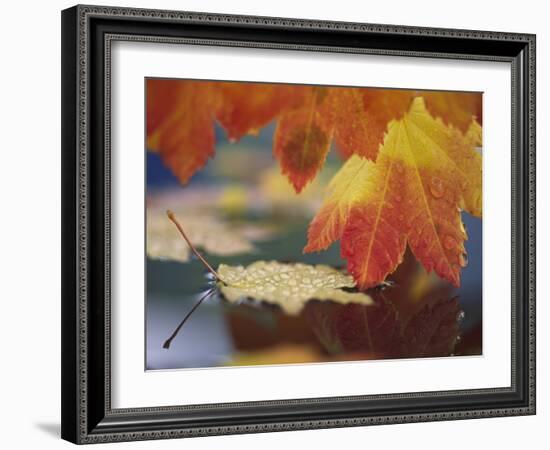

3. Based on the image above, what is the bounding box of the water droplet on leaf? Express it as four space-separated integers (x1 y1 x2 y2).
436 259 449 278
423 257 434 270
443 235 457 250
429 177 445 198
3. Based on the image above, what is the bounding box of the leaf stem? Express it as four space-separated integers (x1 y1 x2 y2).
163 288 216 349
166 210 223 282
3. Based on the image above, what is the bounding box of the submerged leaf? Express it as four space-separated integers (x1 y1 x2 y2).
218 261 373 315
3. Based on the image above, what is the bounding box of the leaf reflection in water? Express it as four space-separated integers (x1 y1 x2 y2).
304 295 461 360
219 250 469 365
157 247 475 367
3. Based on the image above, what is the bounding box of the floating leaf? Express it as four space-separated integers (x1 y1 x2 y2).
218 261 373 316
161 213 466 359
147 209 272 262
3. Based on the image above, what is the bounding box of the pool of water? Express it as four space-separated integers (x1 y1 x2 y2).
146 215 482 370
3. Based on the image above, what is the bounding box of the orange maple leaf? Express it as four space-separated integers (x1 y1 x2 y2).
273 87 335 193
421 90 482 133
147 80 482 195
305 87 409 161
273 87 413 191
147 80 482 288
146 79 218 184
328 88 480 162
303 153 374 253
306 97 481 288
320 88 376 160
215 82 303 141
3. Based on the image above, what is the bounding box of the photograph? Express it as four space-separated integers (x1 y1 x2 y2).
145 79 483 370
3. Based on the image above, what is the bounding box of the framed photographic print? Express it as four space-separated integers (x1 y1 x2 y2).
61 4 536 444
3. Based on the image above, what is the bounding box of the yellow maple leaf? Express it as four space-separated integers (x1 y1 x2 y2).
218 261 373 316
306 97 481 288
303 154 373 252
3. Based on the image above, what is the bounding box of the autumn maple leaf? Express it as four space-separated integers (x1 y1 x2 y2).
334 88 414 160
147 80 300 184
215 82 303 141
421 90 482 134
147 80 482 193
272 87 413 192
218 260 373 316
147 80 482 288
147 79 218 184
303 153 374 253
324 88 481 162
305 97 482 289
273 87 335 193
272 87 481 193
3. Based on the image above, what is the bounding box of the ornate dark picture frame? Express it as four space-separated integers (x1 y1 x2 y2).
61 4 536 444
